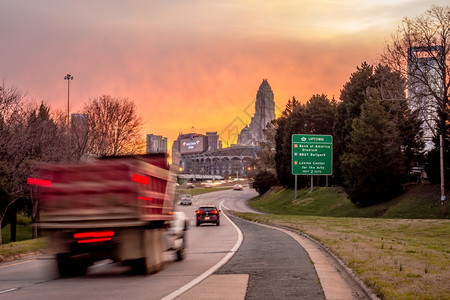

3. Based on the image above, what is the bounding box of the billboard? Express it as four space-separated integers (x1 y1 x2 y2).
179 136 206 154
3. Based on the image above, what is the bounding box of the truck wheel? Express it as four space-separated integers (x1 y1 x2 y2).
141 229 165 274
216 221 220 226
176 234 185 261
57 253 88 277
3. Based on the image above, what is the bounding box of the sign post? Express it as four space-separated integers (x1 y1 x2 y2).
292 134 333 198
294 175 298 199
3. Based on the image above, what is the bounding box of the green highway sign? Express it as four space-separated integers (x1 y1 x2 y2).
292 134 333 175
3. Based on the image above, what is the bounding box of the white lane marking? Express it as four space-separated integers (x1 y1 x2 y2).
0 288 18 294
161 200 243 300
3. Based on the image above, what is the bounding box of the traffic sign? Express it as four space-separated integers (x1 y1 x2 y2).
292 134 332 175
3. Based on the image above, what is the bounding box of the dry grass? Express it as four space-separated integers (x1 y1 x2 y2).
235 213 450 300
0 238 48 263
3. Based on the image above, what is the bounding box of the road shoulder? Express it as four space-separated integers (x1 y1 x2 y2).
254 221 379 300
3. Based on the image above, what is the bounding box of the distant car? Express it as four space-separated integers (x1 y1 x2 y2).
204 180 214 188
233 184 243 190
185 183 194 189
195 205 220 226
179 194 193 205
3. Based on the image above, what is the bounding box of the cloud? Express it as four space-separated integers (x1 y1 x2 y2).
1 0 446 151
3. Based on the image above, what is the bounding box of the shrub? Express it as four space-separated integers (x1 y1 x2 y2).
252 170 278 196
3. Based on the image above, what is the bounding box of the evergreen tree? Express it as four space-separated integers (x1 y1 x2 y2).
334 63 374 183
334 63 423 184
274 95 336 188
275 98 300 188
341 94 405 205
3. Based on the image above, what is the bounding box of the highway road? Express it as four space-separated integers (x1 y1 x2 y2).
0 187 257 299
0 186 367 299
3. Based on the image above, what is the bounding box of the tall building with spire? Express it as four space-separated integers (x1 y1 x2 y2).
238 79 275 145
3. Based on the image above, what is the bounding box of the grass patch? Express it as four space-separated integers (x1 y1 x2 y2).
0 237 48 263
1 213 34 244
240 183 450 299
235 213 450 299
1 224 33 244
249 185 448 219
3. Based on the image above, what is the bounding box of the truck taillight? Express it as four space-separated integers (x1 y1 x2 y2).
73 231 114 244
132 174 149 184
27 178 52 187
77 238 111 244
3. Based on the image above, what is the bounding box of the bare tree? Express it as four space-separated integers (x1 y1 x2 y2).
70 113 90 160
82 95 145 156
0 82 72 243
0 83 28 244
25 103 73 238
381 5 449 148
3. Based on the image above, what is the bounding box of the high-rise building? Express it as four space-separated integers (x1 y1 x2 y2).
146 134 168 154
408 46 444 151
238 79 275 145
206 131 219 151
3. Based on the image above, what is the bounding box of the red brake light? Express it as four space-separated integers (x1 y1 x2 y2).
212 210 218 214
27 178 52 187
196 210 203 214
74 231 114 239
77 238 112 244
132 174 149 184
74 231 114 244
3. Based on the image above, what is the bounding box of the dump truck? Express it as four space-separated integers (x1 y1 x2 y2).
30 154 188 277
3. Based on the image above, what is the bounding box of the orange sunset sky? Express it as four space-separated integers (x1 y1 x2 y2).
1 1 447 152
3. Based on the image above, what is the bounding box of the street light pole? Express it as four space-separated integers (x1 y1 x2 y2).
440 135 446 215
64 74 73 128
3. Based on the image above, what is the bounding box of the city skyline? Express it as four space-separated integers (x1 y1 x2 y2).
1 1 447 151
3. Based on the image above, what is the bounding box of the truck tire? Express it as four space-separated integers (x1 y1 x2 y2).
132 229 165 275
57 253 88 277
176 234 185 261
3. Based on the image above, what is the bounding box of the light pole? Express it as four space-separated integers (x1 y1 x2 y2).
64 73 73 128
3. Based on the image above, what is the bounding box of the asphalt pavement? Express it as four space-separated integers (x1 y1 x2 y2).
215 215 326 300
178 211 375 300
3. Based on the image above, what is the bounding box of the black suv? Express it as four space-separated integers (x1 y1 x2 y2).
195 205 220 226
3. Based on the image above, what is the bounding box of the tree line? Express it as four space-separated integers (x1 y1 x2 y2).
0 90 144 244
253 6 449 206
